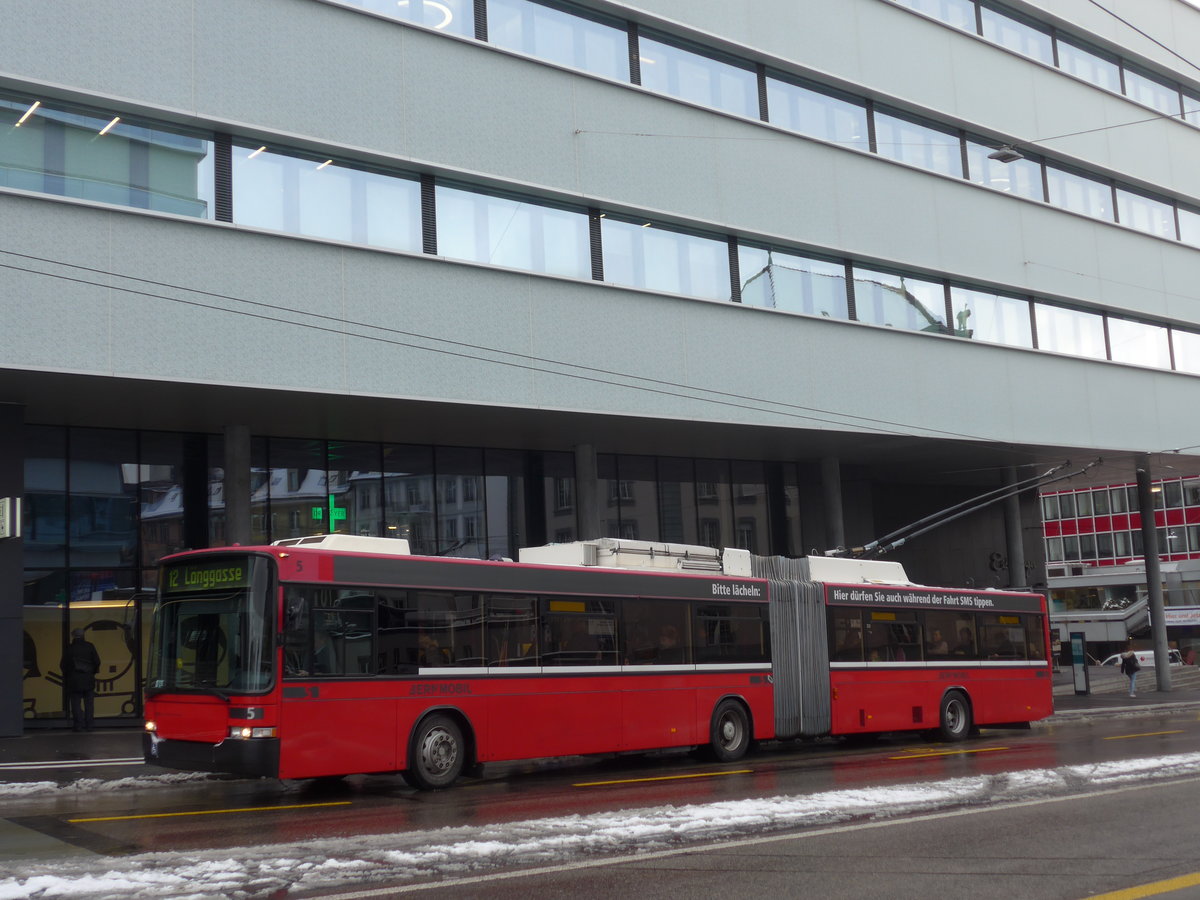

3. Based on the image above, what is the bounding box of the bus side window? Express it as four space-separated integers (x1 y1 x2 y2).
486 595 538 666
830 609 863 662
951 618 978 659
376 589 417 675
924 611 959 660
1025 615 1047 660
282 588 312 678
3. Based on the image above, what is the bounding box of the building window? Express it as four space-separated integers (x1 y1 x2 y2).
891 0 976 31
1123 67 1183 117
487 0 629 82
233 145 422 251
965 140 1044 201
1107 318 1171 369
738 246 849 319
329 0 474 37
601 217 731 301
1034 304 1107 359
873 111 963 177
949 286 1033 347
636 34 759 119
0 93 214 218
979 4 1055 65
852 268 947 333
1045 165 1114 222
555 477 574 511
1057 38 1122 93
435 184 591 279
765 75 868 148
608 480 635 503
1173 329 1200 374
1116 189 1177 240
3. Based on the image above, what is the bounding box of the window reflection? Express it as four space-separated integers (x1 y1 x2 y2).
637 36 758 119
738 246 849 319
1179 207 1200 248
233 147 422 252
1185 93 1200 127
383 445 435 555
892 0 977 31
0 94 213 217
1174 329 1200 374
602 218 730 300
1123 68 1182 117
949 286 1032 346
330 0 473 36
1107 318 1170 368
1057 40 1121 92
979 5 1054 65
873 112 962 176
1045 165 1113 221
765 76 868 148
1117 189 1177 240
436 185 591 278
965 141 1043 200
1034 304 1106 359
852 268 947 333
69 430 138 571
488 0 628 81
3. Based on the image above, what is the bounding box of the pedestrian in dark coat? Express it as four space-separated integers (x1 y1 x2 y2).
1119 648 1141 698
61 628 101 731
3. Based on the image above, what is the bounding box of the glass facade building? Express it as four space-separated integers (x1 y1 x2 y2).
4 0 1200 733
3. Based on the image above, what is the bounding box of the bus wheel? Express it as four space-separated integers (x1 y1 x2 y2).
407 715 464 790
709 699 751 762
938 691 971 742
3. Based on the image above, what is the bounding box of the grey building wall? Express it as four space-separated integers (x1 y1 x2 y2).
1 0 1199 594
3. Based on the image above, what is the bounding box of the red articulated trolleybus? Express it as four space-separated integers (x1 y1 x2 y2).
143 536 1052 788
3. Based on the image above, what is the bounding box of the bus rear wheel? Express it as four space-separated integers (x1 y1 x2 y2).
938 691 971 742
406 714 465 790
708 699 751 762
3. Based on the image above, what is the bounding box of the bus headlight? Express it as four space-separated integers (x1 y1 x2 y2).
144 720 157 733
229 726 277 739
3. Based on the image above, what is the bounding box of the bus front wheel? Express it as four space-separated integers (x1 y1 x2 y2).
938 691 971 742
708 699 751 762
406 714 465 790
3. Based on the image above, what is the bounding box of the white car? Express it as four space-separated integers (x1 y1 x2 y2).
1099 649 1183 667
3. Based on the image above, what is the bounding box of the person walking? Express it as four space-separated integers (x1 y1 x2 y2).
1119 646 1141 698
61 628 101 731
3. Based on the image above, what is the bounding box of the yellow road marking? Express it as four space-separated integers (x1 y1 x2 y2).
890 747 1009 760
574 770 752 787
1085 871 1200 899
1104 730 1184 740
69 801 351 823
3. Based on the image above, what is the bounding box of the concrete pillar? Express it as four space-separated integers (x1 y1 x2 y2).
574 444 600 540
223 425 251 547
1136 456 1172 692
0 405 25 736
820 456 845 551
1003 466 1027 589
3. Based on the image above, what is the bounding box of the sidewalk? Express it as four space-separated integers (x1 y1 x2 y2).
1050 662 1200 717
3 670 1200 782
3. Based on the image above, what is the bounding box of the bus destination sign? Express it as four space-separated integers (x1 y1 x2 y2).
825 584 1043 614
163 558 253 594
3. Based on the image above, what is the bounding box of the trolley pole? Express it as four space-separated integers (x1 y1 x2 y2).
1136 455 1172 692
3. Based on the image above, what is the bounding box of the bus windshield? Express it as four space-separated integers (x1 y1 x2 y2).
147 555 274 695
